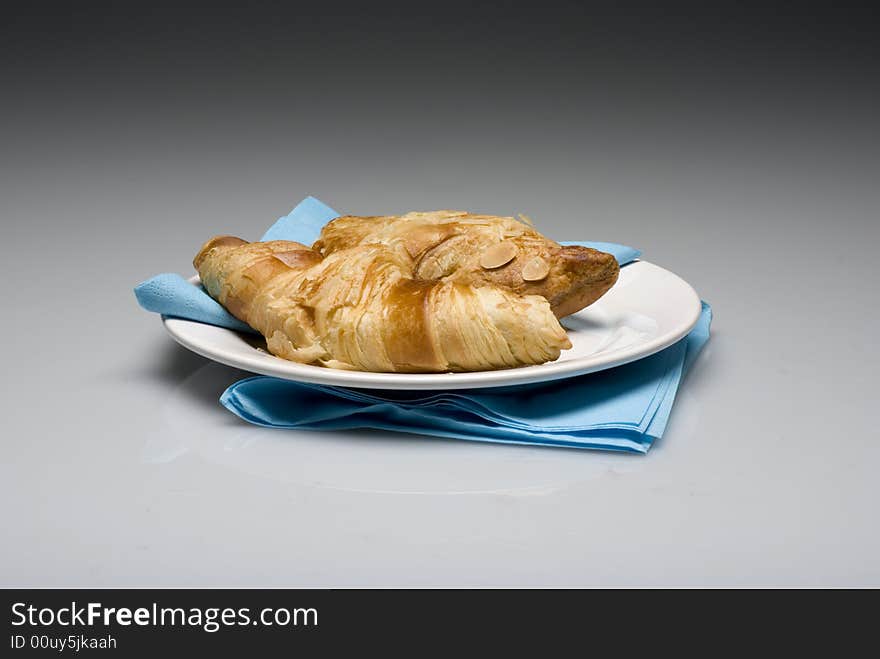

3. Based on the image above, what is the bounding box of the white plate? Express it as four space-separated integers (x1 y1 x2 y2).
162 260 701 390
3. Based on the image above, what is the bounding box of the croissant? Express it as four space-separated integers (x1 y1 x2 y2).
194 235 572 372
313 210 619 318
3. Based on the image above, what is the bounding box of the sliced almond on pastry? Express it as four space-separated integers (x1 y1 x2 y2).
479 241 517 269
521 256 550 281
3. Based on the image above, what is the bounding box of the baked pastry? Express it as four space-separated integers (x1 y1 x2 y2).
194 236 572 372
313 210 619 318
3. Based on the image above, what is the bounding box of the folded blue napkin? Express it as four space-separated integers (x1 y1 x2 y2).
135 196 711 453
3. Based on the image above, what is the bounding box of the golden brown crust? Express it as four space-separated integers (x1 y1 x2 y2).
313 211 619 317
193 235 249 271
194 236 571 373
382 280 443 371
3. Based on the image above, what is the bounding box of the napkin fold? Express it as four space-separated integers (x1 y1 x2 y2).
134 196 711 453
134 273 255 333
220 303 710 453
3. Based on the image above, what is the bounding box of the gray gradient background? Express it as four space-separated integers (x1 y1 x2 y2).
2 2 878 585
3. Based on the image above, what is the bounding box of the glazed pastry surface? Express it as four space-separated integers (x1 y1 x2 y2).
194 236 572 372
314 211 619 318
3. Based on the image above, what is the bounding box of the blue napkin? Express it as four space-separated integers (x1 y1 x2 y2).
134 272 255 333
134 196 710 453
260 195 340 244
220 303 710 453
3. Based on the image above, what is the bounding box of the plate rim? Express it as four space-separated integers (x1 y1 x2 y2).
162 260 701 390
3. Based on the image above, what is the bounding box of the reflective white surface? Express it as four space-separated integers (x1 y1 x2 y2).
163 261 701 389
